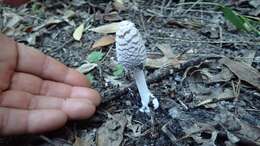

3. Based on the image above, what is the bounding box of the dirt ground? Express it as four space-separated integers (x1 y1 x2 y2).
1 0 260 146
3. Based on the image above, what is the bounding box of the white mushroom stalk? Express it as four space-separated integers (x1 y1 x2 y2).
115 20 159 113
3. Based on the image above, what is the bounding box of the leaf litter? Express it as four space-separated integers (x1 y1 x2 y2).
96 112 127 146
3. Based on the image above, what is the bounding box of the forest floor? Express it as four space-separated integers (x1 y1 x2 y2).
1 0 260 146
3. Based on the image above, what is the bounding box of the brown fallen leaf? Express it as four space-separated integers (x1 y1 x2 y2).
92 35 115 49
215 109 260 145
146 57 171 68
89 22 120 34
96 112 127 146
33 17 63 31
145 44 186 68
199 66 233 83
195 88 235 107
219 57 260 90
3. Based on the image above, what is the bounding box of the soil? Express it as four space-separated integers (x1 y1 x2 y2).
1 0 260 146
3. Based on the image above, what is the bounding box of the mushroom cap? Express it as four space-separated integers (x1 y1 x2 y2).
115 20 146 70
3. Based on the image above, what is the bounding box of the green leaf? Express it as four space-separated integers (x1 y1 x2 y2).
87 51 104 63
219 5 260 36
219 5 247 31
240 16 260 36
87 73 94 82
31 3 44 15
113 64 124 77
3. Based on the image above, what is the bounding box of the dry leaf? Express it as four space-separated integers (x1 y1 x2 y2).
92 35 115 49
3 12 22 29
215 109 260 144
104 12 122 21
76 62 98 74
73 23 85 41
146 57 171 68
240 49 256 65
96 113 127 146
89 22 120 34
249 0 260 8
33 17 63 31
73 129 96 146
199 67 233 83
113 0 126 11
161 121 178 142
145 44 186 68
73 137 87 146
63 10 76 19
219 57 260 90
126 115 146 137
195 88 235 107
2 12 23 35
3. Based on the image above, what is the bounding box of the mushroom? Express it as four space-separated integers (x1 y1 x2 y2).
115 20 159 113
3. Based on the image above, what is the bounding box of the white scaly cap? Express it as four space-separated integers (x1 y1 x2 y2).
115 20 159 113
115 20 146 70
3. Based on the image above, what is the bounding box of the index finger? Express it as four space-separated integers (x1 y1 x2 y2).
16 43 90 87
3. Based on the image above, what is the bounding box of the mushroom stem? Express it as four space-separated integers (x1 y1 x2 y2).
133 68 159 113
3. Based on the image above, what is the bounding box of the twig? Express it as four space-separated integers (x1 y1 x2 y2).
100 45 113 64
232 79 241 102
181 0 203 16
139 12 147 35
137 6 222 24
149 36 259 45
39 135 57 146
101 57 215 104
176 2 221 7
149 110 157 138
160 0 166 15
165 0 172 8
53 38 74 52
177 98 189 110
218 25 223 48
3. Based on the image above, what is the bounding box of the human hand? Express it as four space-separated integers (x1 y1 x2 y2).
0 34 101 135
2 0 29 7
